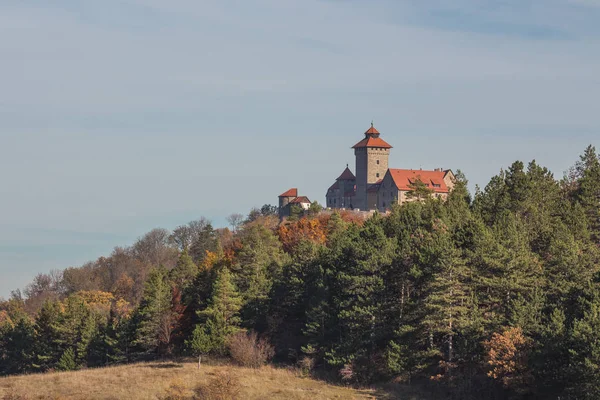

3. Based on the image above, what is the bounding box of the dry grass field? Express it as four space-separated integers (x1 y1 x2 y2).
0 360 413 400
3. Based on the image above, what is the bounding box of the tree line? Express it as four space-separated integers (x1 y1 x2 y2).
1 146 600 399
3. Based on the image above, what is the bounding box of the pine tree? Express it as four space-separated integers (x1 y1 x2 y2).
188 267 242 356
56 347 77 371
574 145 600 243
232 223 288 329
324 217 396 381
169 250 198 291
0 317 36 375
134 267 177 355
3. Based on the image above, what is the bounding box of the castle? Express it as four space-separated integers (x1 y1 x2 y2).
279 123 455 217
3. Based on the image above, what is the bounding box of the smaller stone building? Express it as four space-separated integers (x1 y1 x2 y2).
326 166 356 209
278 188 311 218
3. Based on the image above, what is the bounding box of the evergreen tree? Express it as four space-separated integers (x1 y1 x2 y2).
56 347 77 371
0 317 36 375
574 145 600 243
134 267 177 355
188 267 242 356
169 250 198 291
232 223 288 329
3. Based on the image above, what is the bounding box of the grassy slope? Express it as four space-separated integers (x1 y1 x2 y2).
0 361 420 400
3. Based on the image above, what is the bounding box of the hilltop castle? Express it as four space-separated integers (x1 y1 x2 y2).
278 124 455 218
325 124 455 212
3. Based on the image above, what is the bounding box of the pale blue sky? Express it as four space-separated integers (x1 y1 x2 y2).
1 0 600 298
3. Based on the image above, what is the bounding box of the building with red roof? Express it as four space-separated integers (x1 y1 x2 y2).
325 123 455 211
278 188 311 218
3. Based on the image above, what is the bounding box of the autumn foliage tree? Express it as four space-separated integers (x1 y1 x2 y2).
484 327 532 392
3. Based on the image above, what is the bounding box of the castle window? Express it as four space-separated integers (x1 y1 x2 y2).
376 160 379 164
383 202 386 207
376 173 380 178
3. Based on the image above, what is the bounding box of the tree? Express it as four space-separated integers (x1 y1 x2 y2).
56 347 77 371
232 223 288 328
406 178 434 201
189 223 219 264
484 327 532 393
134 267 178 355
170 218 211 251
307 201 323 216
573 145 600 242
260 204 278 217
132 228 178 269
0 317 36 375
323 217 397 381
188 267 242 356
169 251 198 290
227 213 245 233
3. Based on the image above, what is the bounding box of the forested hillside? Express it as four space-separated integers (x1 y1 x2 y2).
2 146 600 399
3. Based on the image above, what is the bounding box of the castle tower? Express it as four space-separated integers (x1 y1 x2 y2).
278 188 298 218
352 123 392 210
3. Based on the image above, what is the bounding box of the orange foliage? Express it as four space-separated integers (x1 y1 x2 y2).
337 210 367 226
278 217 327 253
484 327 532 389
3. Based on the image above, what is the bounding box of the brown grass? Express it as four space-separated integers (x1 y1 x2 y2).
0 360 384 400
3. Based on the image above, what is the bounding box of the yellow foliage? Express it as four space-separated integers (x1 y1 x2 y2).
0 310 13 329
75 290 115 306
114 298 133 318
201 250 220 271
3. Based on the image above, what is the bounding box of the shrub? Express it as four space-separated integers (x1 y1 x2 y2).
298 356 315 376
227 331 274 368
161 378 189 400
194 370 241 400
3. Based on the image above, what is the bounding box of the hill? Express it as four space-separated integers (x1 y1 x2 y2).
0 360 410 400
2 145 600 399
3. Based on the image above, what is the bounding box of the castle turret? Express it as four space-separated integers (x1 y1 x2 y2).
278 188 298 218
352 123 392 210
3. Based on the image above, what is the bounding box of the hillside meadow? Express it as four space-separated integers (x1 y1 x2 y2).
0 360 421 400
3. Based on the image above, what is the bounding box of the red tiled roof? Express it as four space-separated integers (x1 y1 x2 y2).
279 188 298 197
290 196 311 204
337 167 356 181
387 169 449 193
352 136 393 149
365 125 380 135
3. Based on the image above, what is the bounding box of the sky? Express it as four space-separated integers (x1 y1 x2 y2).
1 0 600 298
